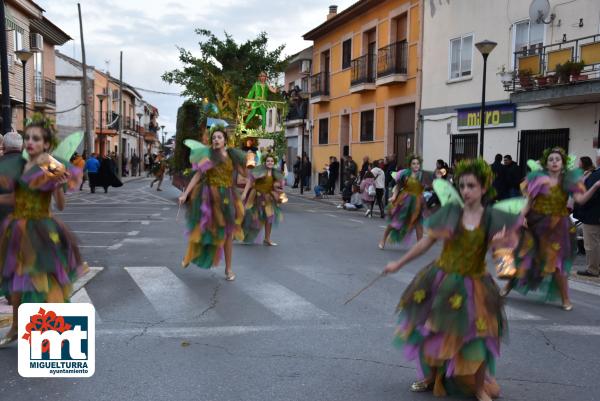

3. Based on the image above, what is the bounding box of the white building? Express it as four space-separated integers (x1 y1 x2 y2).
420 0 600 172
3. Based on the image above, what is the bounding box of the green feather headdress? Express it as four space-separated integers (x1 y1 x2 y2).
453 158 496 199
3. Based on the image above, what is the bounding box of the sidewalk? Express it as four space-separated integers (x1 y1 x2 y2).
285 186 344 207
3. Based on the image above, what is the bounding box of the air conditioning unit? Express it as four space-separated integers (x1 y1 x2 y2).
301 60 311 74
30 33 43 52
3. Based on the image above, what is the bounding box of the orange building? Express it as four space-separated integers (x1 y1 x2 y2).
303 0 422 179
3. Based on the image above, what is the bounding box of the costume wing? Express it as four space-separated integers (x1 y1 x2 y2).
567 154 577 170
183 139 210 164
432 178 463 208
52 131 84 163
527 159 542 172
492 197 527 215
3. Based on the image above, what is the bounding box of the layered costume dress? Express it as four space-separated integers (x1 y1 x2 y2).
511 169 584 301
394 203 516 397
242 165 284 243
387 170 430 243
183 148 246 269
0 155 86 303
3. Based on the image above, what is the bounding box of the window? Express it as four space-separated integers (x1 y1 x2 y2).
360 110 374 142
342 39 352 69
449 34 473 79
34 52 43 102
14 30 23 51
513 20 544 57
318 118 328 144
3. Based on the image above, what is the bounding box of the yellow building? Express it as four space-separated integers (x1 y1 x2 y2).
303 0 422 178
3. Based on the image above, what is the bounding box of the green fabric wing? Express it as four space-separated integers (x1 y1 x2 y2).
183 139 210 164
432 178 463 208
527 159 542 172
492 197 527 215
52 131 84 163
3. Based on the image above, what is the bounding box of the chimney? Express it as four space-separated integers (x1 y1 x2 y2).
327 5 338 20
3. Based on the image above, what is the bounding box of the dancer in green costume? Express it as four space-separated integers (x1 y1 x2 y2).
245 71 278 129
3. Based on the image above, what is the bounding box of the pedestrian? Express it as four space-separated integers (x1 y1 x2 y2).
575 151 600 277
384 158 516 401
292 156 301 188
328 156 339 195
502 147 600 310
302 155 311 191
144 152 150 175
360 170 376 217
501 155 521 199
241 153 284 246
359 156 370 180
131 152 139 177
178 125 246 281
0 132 23 223
150 151 167 191
345 155 358 180
385 154 397 205
71 152 85 190
84 152 101 193
98 153 123 193
490 154 505 199
370 160 386 219
578 156 595 179
122 154 128 177
379 155 431 249
0 115 87 347
341 173 355 204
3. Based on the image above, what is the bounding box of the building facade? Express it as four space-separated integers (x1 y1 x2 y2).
303 0 422 180
3 0 70 133
420 0 600 171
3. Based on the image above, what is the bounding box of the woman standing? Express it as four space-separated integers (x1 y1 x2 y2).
579 156 595 179
241 154 284 246
502 148 600 309
384 159 519 401
360 170 375 217
178 126 246 281
379 155 430 249
0 116 86 346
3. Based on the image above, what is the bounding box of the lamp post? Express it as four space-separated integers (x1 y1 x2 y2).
475 40 497 158
136 112 143 176
96 93 108 155
160 125 165 151
15 50 33 124
162 131 167 151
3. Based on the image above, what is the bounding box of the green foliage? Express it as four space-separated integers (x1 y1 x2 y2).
162 30 288 120
173 100 206 173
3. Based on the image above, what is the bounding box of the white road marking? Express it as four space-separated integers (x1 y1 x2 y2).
141 220 150 225
107 243 123 250
325 213 337 218
162 207 170 211
79 245 109 248
128 230 140 236
349 219 363 223
379 225 387 228
540 325 600 336
73 266 104 293
71 288 102 323
61 220 153 223
235 274 330 321
569 280 600 297
124 266 220 322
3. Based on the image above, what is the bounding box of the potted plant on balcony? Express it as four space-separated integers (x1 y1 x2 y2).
555 63 571 84
535 75 549 88
569 60 586 82
518 69 534 90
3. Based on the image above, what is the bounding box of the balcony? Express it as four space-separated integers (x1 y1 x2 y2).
376 41 408 86
350 53 376 93
506 33 600 105
310 72 330 104
33 77 56 108
285 98 308 127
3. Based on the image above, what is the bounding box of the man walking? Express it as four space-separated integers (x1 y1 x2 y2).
577 150 600 277
85 153 101 193
502 155 521 199
131 152 140 177
328 156 339 195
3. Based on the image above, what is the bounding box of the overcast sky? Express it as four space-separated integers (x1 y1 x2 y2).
37 0 356 137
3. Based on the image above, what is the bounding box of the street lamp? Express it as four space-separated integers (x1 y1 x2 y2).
162 131 167 151
15 50 33 124
96 92 108 155
475 40 497 158
136 112 143 176
160 125 165 152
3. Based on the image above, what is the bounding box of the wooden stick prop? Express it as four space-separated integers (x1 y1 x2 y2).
343 272 386 305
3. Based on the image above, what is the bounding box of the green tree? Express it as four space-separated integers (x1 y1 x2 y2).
163 29 287 120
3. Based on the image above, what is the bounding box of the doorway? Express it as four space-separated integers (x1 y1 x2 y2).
518 128 569 175
393 103 415 168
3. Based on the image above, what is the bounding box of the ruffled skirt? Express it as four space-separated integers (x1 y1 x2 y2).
394 264 506 397
386 192 424 243
183 183 244 269
0 216 87 303
511 212 576 301
242 190 282 243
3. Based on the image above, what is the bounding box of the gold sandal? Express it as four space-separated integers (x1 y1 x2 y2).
410 379 433 392
225 273 236 282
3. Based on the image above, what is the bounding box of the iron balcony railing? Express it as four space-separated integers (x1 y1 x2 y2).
377 40 408 77
44 79 56 105
34 76 43 103
351 53 376 86
33 77 56 105
310 72 330 97
506 33 600 92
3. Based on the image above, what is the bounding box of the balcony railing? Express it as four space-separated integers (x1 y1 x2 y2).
351 53 376 86
377 41 407 77
506 33 600 92
286 99 308 121
33 77 56 105
310 72 329 97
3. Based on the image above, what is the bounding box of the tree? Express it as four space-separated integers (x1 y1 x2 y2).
163 30 287 120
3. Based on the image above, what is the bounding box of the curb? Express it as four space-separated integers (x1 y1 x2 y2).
286 191 343 207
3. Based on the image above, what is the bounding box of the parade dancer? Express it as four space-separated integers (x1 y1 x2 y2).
245 71 278 130
241 153 284 246
384 159 524 401
178 126 247 281
379 155 430 249
150 151 167 191
0 116 86 347
502 147 600 310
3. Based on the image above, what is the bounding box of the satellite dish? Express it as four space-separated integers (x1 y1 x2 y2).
529 0 555 24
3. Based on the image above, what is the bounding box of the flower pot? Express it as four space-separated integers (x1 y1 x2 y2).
519 75 534 90
535 76 548 87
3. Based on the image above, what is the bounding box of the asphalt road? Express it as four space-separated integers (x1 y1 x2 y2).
1 177 599 401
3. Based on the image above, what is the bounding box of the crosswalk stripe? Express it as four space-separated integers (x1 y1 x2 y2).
71 288 102 323
234 271 330 320
124 266 220 322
